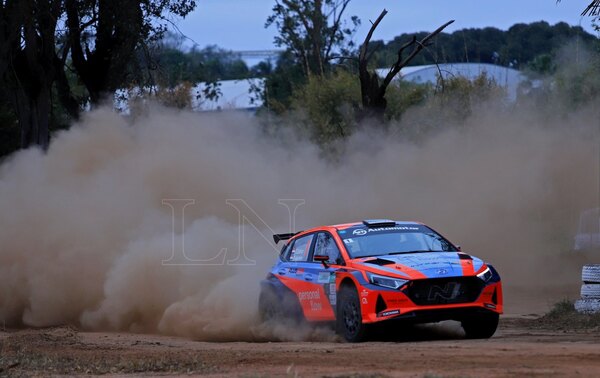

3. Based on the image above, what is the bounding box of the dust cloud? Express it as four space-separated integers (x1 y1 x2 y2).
0 70 599 340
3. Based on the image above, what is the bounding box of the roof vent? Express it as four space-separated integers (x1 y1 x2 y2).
362 219 397 228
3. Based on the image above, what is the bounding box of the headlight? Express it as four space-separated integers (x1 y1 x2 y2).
477 267 493 282
367 272 408 289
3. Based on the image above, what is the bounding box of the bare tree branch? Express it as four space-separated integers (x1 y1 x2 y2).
381 20 454 92
324 0 350 60
582 0 600 16
358 9 387 67
357 9 453 120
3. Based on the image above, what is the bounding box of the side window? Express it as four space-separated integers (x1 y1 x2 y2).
286 234 314 262
313 233 342 264
280 242 292 261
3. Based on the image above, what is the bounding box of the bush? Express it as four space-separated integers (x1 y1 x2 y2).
290 70 361 144
535 299 600 330
385 80 431 121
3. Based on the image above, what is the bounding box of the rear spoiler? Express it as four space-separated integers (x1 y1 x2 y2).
273 231 302 244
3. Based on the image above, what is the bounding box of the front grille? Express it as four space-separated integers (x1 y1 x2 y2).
404 277 484 305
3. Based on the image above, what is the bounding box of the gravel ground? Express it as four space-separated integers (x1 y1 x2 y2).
1 316 600 377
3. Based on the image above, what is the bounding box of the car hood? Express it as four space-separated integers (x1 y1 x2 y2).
351 252 485 279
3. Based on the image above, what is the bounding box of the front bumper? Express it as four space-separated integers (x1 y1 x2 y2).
358 280 503 324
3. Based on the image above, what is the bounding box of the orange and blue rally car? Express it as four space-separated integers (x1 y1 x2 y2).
259 219 503 342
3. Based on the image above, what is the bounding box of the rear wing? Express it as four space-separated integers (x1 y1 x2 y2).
273 232 302 244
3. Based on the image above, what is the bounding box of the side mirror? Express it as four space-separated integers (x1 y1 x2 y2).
314 254 330 268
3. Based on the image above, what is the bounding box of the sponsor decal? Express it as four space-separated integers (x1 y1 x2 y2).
329 285 336 295
317 271 331 283
297 268 304 275
329 273 336 283
288 267 297 274
436 268 448 275
298 290 320 301
484 303 497 309
350 226 422 237
329 294 336 304
387 298 409 305
361 289 369 297
378 309 400 317
362 297 368 304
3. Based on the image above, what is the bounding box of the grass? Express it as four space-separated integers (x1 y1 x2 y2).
534 299 600 330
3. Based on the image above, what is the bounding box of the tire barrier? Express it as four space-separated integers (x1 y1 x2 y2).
575 265 600 314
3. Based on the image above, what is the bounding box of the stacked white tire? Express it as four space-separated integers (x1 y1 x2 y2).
575 265 600 313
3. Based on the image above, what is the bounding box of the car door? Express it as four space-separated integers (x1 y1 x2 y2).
275 233 335 321
310 232 344 317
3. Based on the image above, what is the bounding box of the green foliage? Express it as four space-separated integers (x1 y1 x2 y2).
384 81 432 121
151 43 251 87
527 53 557 76
436 73 506 119
524 47 600 112
261 52 308 114
276 67 518 146
265 0 360 76
156 82 195 109
369 22 598 70
289 70 360 143
554 60 600 109
533 299 600 330
65 0 198 102
386 73 506 141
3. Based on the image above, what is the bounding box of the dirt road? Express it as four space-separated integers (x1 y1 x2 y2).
1 317 599 377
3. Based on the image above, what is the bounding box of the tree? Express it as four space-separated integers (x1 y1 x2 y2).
358 9 453 120
0 0 65 149
65 0 196 105
265 0 359 77
368 22 597 69
0 0 197 152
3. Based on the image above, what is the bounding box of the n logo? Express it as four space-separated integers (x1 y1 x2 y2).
428 282 461 301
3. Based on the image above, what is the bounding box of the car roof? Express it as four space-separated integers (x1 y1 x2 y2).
292 220 424 238
333 220 423 230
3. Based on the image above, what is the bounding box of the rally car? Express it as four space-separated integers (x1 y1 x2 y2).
259 219 502 342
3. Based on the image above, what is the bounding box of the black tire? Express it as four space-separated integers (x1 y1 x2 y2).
258 288 280 321
337 286 370 342
461 313 499 339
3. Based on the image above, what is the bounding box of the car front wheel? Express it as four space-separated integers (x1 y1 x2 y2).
461 313 499 339
337 286 370 342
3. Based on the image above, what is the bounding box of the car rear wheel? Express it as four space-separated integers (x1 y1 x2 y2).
461 313 499 339
258 288 280 321
337 286 370 342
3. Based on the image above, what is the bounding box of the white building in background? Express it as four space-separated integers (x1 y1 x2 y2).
114 78 265 114
192 78 264 112
375 63 528 101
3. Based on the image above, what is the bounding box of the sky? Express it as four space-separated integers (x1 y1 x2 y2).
173 0 598 52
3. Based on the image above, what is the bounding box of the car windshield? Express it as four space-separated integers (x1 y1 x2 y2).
337 224 457 258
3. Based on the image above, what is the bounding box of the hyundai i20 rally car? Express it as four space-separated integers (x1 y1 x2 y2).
259 219 502 342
